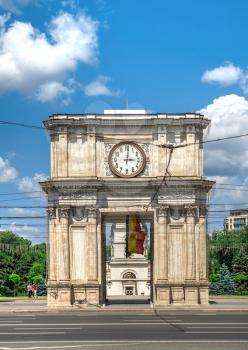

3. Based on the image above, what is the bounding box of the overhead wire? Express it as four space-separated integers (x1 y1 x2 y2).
3 118 248 149
2 118 248 234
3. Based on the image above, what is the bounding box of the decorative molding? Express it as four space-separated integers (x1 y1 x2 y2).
140 143 150 154
87 206 98 219
105 143 114 152
104 163 112 176
72 206 98 221
157 205 169 217
160 192 194 200
185 205 197 217
58 207 70 219
47 207 56 219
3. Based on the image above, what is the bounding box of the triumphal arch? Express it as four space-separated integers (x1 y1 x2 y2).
41 110 213 308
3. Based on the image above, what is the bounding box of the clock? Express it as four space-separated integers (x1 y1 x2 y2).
108 142 146 178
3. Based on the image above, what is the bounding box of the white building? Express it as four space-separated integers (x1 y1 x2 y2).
224 209 248 231
106 222 150 297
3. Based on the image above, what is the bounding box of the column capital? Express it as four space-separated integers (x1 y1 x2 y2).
47 207 56 219
157 205 169 217
58 207 70 219
185 205 197 217
86 206 98 219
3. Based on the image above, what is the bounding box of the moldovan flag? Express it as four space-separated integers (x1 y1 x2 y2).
127 215 146 255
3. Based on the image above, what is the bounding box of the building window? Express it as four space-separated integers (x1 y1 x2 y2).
123 272 136 279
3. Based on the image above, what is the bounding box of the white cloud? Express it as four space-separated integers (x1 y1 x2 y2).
9 222 40 234
84 75 119 96
18 173 47 193
0 156 18 182
199 94 248 214
201 62 248 95
35 81 74 103
201 94 248 140
0 0 33 15
0 11 98 102
201 62 242 86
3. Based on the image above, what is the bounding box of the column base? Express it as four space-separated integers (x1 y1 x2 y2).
47 282 71 308
71 284 100 308
154 282 209 306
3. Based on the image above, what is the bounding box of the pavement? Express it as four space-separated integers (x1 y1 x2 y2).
0 296 248 313
0 310 247 349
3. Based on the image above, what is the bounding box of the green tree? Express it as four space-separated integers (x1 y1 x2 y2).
210 265 236 295
8 273 20 297
28 261 45 282
0 231 46 296
232 250 248 275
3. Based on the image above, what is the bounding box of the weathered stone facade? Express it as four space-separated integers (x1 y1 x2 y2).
41 110 214 308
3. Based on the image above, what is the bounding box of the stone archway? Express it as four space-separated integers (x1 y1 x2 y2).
41 110 214 309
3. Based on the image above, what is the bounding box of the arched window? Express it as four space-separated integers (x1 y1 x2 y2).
123 272 136 279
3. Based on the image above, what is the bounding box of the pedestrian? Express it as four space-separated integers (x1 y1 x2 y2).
27 283 33 298
32 282 38 298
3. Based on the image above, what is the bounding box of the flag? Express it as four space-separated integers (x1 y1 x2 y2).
127 215 146 255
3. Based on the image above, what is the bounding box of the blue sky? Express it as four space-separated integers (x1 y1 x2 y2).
1 0 248 241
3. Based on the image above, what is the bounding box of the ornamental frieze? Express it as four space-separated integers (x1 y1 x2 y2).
47 207 56 219
72 206 98 221
156 205 169 217
185 205 198 217
58 207 71 218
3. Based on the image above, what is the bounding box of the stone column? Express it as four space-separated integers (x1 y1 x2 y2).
58 207 70 282
198 206 209 304
57 207 71 306
87 207 98 282
185 206 196 280
47 207 57 283
154 206 170 305
199 206 208 280
47 207 57 306
157 206 169 280
185 205 198 304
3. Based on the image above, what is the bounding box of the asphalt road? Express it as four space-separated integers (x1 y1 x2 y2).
0 310 247 349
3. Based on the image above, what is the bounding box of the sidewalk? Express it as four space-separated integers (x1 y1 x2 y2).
0 297 248 313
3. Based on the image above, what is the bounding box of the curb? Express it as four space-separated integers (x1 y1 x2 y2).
0 307 248 313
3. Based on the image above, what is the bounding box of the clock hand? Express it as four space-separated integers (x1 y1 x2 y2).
125 149 129 164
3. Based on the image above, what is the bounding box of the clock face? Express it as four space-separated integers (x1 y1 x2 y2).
109 142 146 178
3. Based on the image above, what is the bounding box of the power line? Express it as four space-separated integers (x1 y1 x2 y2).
145 146 174 210
0 190 42 196
0 216 47 219
0 120 44 130
0 196 45 202
3 119 248 149
0 224 47 226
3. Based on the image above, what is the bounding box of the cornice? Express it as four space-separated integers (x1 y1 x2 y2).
43 114 210 130
40 177 215 194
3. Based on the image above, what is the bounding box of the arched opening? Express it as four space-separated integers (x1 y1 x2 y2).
123 272 136 279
